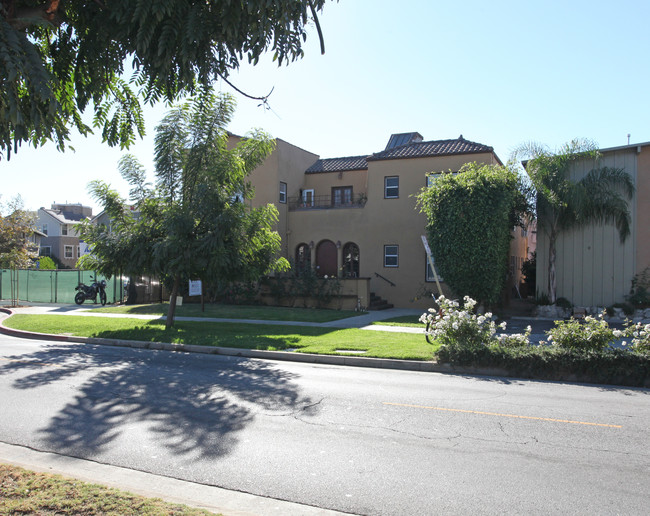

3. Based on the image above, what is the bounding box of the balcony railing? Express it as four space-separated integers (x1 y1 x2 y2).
288 194 367 211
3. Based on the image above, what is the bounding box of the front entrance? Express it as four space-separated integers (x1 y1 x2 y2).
316 240 337 277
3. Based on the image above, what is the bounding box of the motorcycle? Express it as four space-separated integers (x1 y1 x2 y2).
74 277 107 306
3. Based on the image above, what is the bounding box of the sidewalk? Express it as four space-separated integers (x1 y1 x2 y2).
0 442 347 516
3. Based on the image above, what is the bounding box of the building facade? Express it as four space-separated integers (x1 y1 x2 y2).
535 142 650 307
36 203 93 269
246 132 507 309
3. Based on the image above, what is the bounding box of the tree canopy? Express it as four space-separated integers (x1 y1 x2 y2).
1 0 331 160
77 90 287 327
517 139 634 303
417 162 529 306
0 195 38 269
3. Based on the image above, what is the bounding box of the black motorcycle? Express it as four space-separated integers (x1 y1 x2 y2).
74 277 107 306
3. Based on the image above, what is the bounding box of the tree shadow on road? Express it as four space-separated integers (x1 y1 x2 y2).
0 344 313 460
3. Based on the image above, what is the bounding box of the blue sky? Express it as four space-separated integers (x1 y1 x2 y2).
3 0 650 213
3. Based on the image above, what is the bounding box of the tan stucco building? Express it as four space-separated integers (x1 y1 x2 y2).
242 132 507 309
535 142 650 307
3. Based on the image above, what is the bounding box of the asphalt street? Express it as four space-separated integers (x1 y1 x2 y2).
1 333 648 515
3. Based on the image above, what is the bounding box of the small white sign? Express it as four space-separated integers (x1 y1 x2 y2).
189 280 202 297
421 235 431 256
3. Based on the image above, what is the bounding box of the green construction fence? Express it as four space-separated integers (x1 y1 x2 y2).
0 269 125 304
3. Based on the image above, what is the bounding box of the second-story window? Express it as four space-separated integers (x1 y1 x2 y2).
385 176 399 198
332 186 353 206
279 182 287 204
61 224 68 236
42 223 48 235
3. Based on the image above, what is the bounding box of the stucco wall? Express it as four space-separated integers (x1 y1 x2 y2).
287 152 499 309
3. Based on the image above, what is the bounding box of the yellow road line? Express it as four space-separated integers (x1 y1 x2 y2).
383 402 622 428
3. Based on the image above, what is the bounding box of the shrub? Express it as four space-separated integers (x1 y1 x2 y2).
36 256 56 270
435 345 649 387
627 322 650 353
429 299 650 387
421 295 530 349
627 267 650 307
417 162 529 305
546 313 615 352
521 251 536 295
264 266 342 308
421 295 500 348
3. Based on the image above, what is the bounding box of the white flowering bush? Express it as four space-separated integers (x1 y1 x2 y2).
546 312 614 352
496 326 532 348
421 295 529 348
627 322 650 353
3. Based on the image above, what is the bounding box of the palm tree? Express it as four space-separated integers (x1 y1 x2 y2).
517 139 635 304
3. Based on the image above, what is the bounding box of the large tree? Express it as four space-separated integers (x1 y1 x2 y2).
0 0 330 160
78 90 288 327
417 162 529 306
517 139 635 303
0 195 38 269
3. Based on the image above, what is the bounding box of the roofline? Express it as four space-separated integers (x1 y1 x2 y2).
367 149 500 163
38 208 66 224
39 208 85 225
306 166 368 174
598 141 650 153
521 141 650 168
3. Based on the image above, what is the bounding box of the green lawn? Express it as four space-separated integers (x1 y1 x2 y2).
4 314 437 361
370 315 425 328
0 464 215 515
90 302 364 323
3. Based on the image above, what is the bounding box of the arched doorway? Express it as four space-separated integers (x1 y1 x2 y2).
295 243 311 271
342 242 360 277
316 240 337 277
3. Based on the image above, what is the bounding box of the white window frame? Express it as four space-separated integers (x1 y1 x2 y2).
384 176 399 199
64 245 73 259
42 223 48 236
384 245 399 267
279 182 287 204
302 189 314 207
61 224 68 236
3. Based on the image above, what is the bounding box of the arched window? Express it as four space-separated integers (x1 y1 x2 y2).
295 243 311 271
342 242 360 278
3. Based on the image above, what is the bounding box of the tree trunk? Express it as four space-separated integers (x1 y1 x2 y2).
548 231 557 304
126 275 138 304
166 274 180 329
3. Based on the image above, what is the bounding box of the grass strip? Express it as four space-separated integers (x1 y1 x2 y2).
0 463 216 515
4 314 437 361
90 303 364 323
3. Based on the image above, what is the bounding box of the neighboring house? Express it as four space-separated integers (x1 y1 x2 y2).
242 132 507 309
535 141 650 307
36 203 93 268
